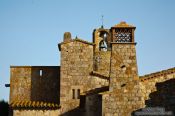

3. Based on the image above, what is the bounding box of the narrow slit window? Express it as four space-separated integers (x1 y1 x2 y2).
77 89 80 99
39 70 43 76
72 89 75 99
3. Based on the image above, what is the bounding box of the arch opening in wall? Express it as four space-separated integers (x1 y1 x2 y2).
98 31 110 51
99 40 107 51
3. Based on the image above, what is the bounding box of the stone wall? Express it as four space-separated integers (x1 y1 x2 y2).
93 29 103 52
140 68 175 113
140 68 175 99
13 109 60 116
102 80 145 116
101 68 175 116
31 66 60 103
59 100 80 115
94 51 111 77
110 43 138 90
10 66 60 104
88 75 109 90
82 76 108 116
60 40 94 103
59 40 94 115
10 67 31 103
59 40 109 115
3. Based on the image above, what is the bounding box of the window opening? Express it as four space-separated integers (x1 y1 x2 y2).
72 89 75 99
77 89 80 99
99 40 107 51
39 70 43 76
99 32 108 51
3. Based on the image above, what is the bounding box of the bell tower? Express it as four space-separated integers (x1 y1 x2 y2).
109 21 138 90
111 21 135 43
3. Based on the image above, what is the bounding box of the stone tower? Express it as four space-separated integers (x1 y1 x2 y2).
58 33 94 105
102 22 145 115
8 21 175 116
109 21 139 90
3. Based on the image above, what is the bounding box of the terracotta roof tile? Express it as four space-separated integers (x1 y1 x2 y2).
113 21 135 28
140 67 175 82
10 101 60 109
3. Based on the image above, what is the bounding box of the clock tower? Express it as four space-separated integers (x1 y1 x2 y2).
109 21 138 90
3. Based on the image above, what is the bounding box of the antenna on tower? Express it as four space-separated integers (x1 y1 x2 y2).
101 15 104 28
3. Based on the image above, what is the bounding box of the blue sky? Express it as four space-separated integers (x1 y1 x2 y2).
0 0 175 101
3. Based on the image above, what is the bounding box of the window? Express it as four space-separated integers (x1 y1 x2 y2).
72 89 75 99
77 89 80 99
114 28 132 42
72 89 80 99
99 40 107 51
99 31 108 51
39 70 43 76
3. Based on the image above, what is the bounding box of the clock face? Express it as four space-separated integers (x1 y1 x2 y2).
114 29 132 42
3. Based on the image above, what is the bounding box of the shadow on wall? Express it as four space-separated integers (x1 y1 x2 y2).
132 79 175 116
0 100 9 116
60 95 102 116
60 107 86 116
31 67 60 104
60 86 108 116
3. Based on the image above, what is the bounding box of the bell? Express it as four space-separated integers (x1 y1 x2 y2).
100 41 106 49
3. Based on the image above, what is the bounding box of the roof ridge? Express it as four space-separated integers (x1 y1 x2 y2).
140 67 175 81
58 38 95 51
74 38 95 45
91 71 109 79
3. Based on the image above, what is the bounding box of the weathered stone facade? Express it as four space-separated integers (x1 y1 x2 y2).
110 43 138 90
9 22 175 116
59 40 94 102
102 81 145 116
10 66 60 104
13 110 60 116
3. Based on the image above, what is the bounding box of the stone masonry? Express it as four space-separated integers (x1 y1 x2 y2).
8 21 175 116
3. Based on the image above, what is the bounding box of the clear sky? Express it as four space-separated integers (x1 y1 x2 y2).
0 0 175 101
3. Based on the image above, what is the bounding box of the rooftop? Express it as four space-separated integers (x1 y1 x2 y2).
113 21 135 28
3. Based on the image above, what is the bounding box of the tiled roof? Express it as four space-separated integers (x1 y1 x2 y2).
113 21 135 28
10 101 60 108
140 67 175 82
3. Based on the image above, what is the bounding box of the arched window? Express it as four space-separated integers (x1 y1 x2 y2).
99 31 108 51
99 32 108 42
99 40 107 51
